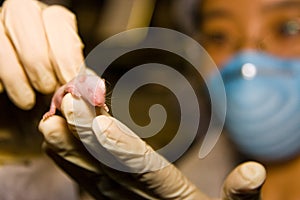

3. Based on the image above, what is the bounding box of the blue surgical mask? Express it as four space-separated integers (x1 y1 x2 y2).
209 51 300 162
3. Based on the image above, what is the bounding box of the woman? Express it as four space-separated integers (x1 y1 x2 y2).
194 0 300 199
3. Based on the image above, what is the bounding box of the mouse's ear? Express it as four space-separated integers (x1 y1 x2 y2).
99 78 106 88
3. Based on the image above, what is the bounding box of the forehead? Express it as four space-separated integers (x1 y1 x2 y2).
200 0 300 15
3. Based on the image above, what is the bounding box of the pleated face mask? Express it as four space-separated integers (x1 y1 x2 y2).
209 51 300 162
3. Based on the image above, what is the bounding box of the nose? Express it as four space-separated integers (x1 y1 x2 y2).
239 38 264 51
237 29 265 52
94 94 105 106
237 20 265 52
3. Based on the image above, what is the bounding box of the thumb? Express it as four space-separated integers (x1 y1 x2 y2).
222 161 266 200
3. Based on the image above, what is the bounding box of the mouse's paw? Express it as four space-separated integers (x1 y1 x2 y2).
42 110 55 121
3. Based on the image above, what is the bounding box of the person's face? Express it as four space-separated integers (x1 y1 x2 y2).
198 0 300 66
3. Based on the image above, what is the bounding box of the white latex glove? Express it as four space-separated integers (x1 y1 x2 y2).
39 94 266 199
0 0 84 110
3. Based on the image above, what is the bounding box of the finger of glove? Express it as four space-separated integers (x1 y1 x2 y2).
92 115 170 173
2 0 56 94
222 161 266 200
42 5 84 83
39 115 101 172
91 115 210 200
38 115 147 200
0 16 35 109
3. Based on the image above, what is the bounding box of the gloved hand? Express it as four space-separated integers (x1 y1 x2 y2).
0 0 84 110
39 93 266 200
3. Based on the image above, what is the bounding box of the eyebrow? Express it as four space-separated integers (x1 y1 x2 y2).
198 0 300 25
200 9 233 21
263 0 300 11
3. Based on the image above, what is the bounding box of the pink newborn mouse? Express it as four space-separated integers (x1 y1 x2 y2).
42 74 108 121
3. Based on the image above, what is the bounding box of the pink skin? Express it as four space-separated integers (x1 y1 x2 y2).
42 74 108 121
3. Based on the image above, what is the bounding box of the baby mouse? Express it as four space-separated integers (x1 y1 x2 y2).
42 74 108 121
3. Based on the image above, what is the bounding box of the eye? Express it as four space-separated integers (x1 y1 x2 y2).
201 31 231 46
277 20 300 37
197 20 240 58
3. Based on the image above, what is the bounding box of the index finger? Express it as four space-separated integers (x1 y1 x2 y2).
42 5 84 83
0 11 35 109
2 0 57 94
